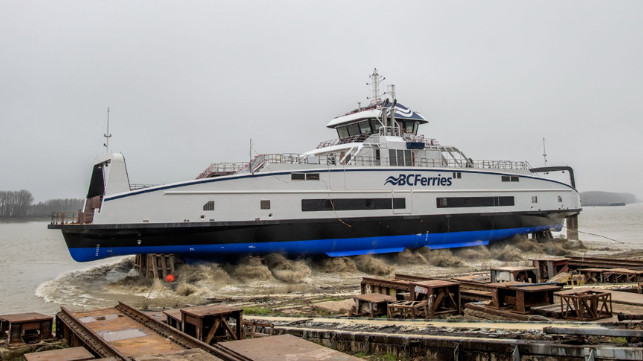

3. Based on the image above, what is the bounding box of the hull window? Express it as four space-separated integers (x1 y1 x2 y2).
437 196 514 208
261 200 271 209
203 201 215 211
291 173 306 180
306 173 320 180
501 176 520 182
302 198 406 212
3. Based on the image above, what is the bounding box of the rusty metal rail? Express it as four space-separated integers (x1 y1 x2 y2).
568 257 643 270
115 302 252 361
56 307 128 360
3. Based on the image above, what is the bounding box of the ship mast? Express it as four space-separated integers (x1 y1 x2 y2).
542 137 548 166
103 107 112 154
366 68 385 106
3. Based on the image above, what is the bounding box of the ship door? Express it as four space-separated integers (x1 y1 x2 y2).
81 162 106 223
392 190 412 215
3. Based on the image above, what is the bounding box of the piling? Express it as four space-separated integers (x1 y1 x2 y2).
567 214 579 240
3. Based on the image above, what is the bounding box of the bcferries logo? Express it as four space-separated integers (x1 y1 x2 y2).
384 174 453 187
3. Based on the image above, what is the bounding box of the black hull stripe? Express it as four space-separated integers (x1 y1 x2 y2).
57 211 573 250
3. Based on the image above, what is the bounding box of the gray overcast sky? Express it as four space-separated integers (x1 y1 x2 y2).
1 0 642 202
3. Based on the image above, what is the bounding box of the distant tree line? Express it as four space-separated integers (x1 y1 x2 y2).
0 190 84 218
580 191 639 206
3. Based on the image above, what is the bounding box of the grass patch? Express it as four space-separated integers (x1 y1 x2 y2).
242 306 273 315
607 336 628 343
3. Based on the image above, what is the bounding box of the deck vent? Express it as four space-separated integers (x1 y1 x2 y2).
203 201 215 211
261 200 271 210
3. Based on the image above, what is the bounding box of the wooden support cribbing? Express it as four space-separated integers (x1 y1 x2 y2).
567 215 579 240
136 254 175 280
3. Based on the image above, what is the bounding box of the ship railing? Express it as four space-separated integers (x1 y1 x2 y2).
316 132 440 149
301 156 530 170
316 134 370 149
130 183 161 190
196 155 531 178
241 154 530 169
403 133 440 146
50 211 79 225
196 162 249 179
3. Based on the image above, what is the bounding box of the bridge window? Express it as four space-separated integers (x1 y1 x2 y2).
404 121 418 135
302 198 406 212
370 119 382 133
337 126 349 139
203 201 215 211
347 123 360 136
359 121 372 135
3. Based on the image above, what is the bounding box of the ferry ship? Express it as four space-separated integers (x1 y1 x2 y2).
50 69 581 262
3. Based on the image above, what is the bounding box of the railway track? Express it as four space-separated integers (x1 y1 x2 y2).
56 302 252 361
115 302 253 361
56 307 129 360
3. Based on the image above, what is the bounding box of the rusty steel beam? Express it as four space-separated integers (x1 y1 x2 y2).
361 277 412 293
394 273 438 282
56 307 128 360
568 257 643 270
115 302 252 361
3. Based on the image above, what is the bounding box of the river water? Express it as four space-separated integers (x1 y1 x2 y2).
0 204 641 316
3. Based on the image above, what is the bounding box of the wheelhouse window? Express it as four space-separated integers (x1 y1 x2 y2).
337 126 349 139
404 121 418 135
359 121 371 134
370 119 382 133
347 123 360 136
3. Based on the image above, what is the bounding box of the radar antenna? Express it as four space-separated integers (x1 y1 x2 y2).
366 68 385 106
103 107 112 154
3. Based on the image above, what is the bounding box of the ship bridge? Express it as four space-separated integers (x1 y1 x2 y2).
326 102 428 140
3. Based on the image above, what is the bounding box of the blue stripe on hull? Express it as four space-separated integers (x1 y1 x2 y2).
68 225 559 262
